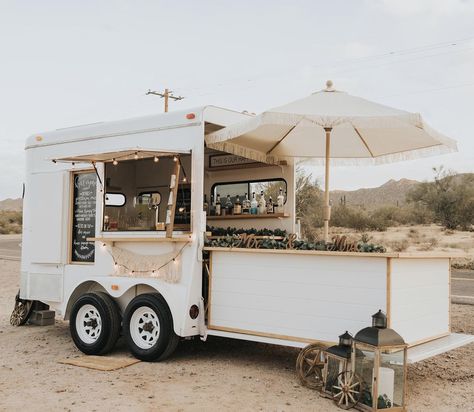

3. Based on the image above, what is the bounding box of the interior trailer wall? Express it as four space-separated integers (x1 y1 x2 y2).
203 153 295 233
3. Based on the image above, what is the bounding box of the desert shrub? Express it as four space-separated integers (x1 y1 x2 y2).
452 259 474 271
0 210 22 234
331 205 388 231
417 237 439 251
388 239 409 252
407 167 474 230
359 233 373 243
295 168 323 241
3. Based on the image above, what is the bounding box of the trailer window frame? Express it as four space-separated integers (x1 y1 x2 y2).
211 178 288 204
68 168 97 265
101 154 192 234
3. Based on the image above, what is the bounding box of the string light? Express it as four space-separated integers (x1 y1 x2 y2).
173 155 178 162
113 158 118 166
182 176 187 183
134 152 139 160
154 156 159 163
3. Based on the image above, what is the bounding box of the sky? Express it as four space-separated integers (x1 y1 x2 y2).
0 0 473 199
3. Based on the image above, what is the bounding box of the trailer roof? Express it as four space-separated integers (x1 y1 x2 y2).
26 105 252 149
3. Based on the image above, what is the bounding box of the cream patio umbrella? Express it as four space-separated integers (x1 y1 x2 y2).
205 81 457 241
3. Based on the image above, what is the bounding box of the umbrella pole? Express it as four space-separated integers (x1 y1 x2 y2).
323 128 332 242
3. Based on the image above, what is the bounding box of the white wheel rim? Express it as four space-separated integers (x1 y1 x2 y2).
130 306 161 349
75 304 102 344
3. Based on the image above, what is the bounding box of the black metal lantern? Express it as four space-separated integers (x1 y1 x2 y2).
352 310 408 411
322 331 354 395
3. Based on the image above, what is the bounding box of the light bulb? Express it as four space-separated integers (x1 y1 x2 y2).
173 156 178 162
113 159 118 166
182 176 187 183
134 152 139 160
154 156 159 163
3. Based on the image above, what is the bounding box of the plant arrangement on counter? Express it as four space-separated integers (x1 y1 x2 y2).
205 226 386 253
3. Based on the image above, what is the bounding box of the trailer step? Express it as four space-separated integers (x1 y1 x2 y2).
29 310 55 326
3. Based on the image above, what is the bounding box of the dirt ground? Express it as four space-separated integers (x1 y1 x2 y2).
1 259 474 411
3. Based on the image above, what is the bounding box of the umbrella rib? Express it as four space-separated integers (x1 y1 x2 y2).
354 127 375 158
266 118 303 155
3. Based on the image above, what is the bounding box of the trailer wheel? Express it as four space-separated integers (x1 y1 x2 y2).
123 293 179 362
70 292 121 355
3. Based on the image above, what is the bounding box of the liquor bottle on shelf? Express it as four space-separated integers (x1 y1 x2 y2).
266 196 274 214
258 190 266 214
277 187 285 214
233 195 242 215
225 195 233 215
242 193 251 214
250 192 258 215
203 194 209 215
209 194 216 216
215 194 222 216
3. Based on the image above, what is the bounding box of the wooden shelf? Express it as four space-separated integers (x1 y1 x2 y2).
207 213 289 220
88 236 192 243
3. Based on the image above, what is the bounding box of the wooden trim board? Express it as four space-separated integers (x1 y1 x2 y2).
87 236 192 243
207 324 335 347
203 247 457 259
386 257 392 328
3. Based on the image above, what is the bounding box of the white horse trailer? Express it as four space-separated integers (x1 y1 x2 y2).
17 106 473 368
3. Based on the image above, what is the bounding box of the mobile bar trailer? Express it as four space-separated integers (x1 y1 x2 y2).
13 105 473 410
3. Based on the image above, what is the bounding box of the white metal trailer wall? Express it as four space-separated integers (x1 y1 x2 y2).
390 258 450 345
209 250 387 344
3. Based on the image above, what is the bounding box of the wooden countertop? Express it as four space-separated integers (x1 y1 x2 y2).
88 236 192 243
207 213 289 220
203 247 461 259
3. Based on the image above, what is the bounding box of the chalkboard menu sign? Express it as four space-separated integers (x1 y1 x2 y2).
71 172 97 263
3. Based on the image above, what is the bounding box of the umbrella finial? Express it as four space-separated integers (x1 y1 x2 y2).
325 80 335 91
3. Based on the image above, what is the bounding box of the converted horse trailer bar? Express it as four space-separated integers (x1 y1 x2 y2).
16 106 473 369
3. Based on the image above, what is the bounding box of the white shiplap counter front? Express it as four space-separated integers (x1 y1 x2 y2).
204 247 452 348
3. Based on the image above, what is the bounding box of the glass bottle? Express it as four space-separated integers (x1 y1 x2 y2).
258 190 266 214
242 193 251 214
277 187 285 214
266 196 274 214
203 194 209 215
209 194 216 216
225 194 233 215
216 194 222 216
233 195 242 215
250 192 258 215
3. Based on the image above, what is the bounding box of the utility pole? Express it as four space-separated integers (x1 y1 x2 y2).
146 88 184 112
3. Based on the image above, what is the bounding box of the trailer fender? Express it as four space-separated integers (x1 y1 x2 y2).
117 284 181 337
64 281 107 320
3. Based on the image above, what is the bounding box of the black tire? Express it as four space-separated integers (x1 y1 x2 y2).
70 292 121 355
123 293 179 362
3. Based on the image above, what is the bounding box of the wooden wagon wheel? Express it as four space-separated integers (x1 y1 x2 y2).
295 343 325 390
10 291 33 326
331 371 363 410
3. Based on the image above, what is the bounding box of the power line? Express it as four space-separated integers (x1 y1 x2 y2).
176 35 474 98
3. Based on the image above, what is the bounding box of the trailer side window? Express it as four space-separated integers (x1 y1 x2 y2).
103 155 191 232
212 178 287 203
105 193 126 207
